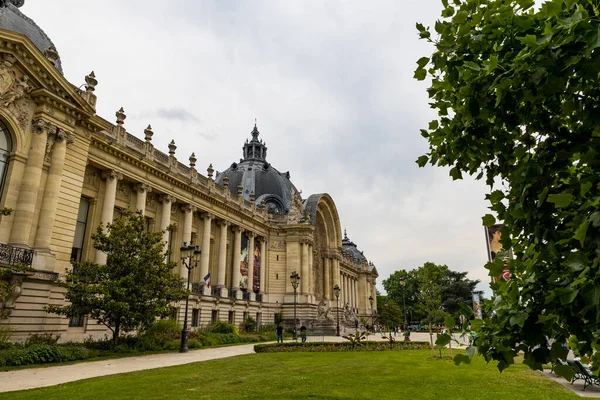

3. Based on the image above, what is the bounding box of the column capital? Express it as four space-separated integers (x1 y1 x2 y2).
200 212 214 220
232 225 243 233
134 183 152 194
55 128 75 145
32 118 54 135
246 230 256 238
159 194 176 204
217 219 230 227
181 204 197 213
101 169 123 182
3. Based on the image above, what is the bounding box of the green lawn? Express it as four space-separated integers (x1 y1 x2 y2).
1 350 578 400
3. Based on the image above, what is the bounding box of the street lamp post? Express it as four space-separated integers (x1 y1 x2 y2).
290 271 300 341
179 242 201 353
333 284 341 336
400 279 407 332
368 295 374 331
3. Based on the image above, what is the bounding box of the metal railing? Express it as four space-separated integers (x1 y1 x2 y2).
255 293 263 302
0 243 34 267
211 287 221 297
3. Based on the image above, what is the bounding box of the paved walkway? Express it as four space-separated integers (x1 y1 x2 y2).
542 370 600 398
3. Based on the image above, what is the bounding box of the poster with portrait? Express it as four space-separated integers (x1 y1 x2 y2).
472 292 483 319
239 233 249 289
485 224 512 281
253 242 261 293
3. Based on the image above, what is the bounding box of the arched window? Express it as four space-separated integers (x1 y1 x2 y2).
0 120 12 199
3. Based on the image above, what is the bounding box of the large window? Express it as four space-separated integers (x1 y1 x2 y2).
71 197 90 262
0 120 12 199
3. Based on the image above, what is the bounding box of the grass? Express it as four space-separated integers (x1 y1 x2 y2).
1 350 578 400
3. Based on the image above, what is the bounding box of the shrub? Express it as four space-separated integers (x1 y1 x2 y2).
111 343 131 353
60 345 92 361
25 333 61 346
164 340 180 351
258 323 277 333
144 319 182 337
210 320 238 334
240 316 257 332
188 339 202 349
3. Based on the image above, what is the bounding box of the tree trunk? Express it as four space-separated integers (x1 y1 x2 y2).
429 323 434 357
113 323 120 342
449 332 453 357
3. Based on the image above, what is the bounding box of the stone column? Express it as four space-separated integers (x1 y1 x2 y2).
181 204 195 280
232 226 243 299
159 195 175 256
259 238 266 295
94 170 123 264
308 245 313 295
333 257 340 288
301 242 309 295
247 231 255 300
9 119 52 247
216 220 229 297
33 129 73 253
199 212 213 294
323 257 331 300
134 183 152 215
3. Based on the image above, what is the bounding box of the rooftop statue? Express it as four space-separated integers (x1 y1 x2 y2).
0 1 25 7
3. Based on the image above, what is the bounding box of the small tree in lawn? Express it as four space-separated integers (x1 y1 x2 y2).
47 209 186 341
416 262 448 357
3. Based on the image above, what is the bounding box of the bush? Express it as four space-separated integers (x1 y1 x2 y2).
239 316 257 333
25 333 60 346
188 339 202 349
164 340 180 351
210 320 238 334
258 323 277 333
253 341 431 353
144 319 182 337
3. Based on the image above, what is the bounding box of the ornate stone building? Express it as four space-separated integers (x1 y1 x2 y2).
0 1 378 341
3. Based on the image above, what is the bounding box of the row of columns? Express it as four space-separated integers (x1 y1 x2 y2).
93 170 267 298
321 255 340 300
341 272 358 310
9 119 74 254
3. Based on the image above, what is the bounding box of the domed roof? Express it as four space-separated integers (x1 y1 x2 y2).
0 1 63 74
215 123 299 214
342 229 368 264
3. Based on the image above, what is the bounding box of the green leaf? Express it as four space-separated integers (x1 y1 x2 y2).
454 10 468 24
554 365 575 381
563 253 586 272
466 346 477 358
436 333 452 347
482 214 496 227
546 193 573 208
573 219 589 246
470 319 483 332
509 312 528 328
551 341 569 361
428 120 439 130
416 155 429 168
591 212 600 227
516 34 537 47
449 167 463 180
417 57 430 69
558 288 578 305
453 353 471 365
444 316 456 329
414 68 427 80
485 260 504 277
463 61 480 71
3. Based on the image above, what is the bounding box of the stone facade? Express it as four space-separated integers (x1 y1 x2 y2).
0 2 379 341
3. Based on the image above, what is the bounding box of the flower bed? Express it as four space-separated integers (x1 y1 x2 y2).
253 341 430 353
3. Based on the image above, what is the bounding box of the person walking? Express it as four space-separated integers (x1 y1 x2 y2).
276 324 284 343
300 325 307 343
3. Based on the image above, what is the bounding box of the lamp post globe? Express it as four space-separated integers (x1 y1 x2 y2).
333 284 341 336
368 295 374 330
290 271 300 341
179 242 201 353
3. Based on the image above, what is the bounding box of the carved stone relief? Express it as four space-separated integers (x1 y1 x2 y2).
269 240 285 250
116 181 131 201
84 170 100 190
145 192 157 210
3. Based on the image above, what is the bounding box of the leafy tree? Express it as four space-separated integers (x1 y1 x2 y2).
416 262 448 356
382 269 421 325
441 270 479 322
376 295 403 330
47 209 186 341
415 0 600 376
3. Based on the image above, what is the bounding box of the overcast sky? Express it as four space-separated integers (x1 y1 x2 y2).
25 0 493 295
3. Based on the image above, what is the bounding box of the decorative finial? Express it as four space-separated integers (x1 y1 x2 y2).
168 140 176 156
344 228 348 240
85 71 97 92
237 184 243 197
207 163 214 179
144 125 153 142
189 153 196 168
223 175 230 186
44 45 59 64
260 199 266 207
249 191 255 202
116 107 126 126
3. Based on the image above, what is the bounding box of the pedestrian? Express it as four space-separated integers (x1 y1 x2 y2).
300 325 307 343
404 328 411 342
276 324 284 343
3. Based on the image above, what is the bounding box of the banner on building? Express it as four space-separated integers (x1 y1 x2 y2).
253 242 261 293
472 292 483 319
485 224 512 281
239 233 249 289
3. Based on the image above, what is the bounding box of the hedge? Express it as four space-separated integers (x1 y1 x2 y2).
253 341 430 353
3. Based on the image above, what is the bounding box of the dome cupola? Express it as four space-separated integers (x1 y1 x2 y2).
216 123 299 215
0 1 63 73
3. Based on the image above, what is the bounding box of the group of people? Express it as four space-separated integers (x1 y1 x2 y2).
276 324 307 343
